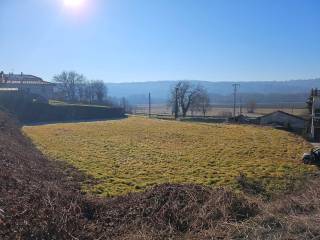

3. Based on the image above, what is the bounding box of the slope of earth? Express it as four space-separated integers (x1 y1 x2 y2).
23 116 316 197
2 111 320 239
0 111 263 239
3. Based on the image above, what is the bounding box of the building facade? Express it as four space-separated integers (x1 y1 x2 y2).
0 72 54 99
259 110 307 133
310 89 320 141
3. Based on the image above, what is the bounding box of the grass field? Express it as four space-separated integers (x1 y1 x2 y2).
23 117 316 197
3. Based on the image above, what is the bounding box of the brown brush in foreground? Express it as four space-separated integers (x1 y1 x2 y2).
0 111 320 240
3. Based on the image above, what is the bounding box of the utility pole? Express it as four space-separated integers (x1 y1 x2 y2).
232 83 240 119
239 96 243 115
148 92 151 118
174 87 179 120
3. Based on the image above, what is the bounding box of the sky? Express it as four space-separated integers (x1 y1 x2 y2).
0 0 320 83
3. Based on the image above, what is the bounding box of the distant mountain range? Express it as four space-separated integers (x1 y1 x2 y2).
106 79 320 105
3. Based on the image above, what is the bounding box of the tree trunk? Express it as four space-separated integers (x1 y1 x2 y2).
182 109 187 117
183 112 186 117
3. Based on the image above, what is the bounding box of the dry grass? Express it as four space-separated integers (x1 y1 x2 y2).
3 111 320 239
23 116 316 197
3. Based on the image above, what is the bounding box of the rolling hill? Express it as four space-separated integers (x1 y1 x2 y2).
106 78 320 105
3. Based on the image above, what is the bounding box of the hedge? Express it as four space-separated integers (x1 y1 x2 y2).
0 92 124 123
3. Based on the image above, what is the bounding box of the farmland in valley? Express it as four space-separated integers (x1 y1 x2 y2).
23 117 316 197
134 104 309 118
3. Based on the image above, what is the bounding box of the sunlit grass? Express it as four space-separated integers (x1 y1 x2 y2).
49 100 108 108
23 116 316 197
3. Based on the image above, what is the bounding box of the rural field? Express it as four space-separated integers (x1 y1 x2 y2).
134 105 309 118
23 116 316 197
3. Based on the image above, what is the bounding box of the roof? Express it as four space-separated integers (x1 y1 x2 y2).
259 110 307 121
0 73 54 85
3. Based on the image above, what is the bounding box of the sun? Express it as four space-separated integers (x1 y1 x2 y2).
63 0 86 9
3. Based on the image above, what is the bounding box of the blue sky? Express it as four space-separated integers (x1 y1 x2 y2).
0 0 320 83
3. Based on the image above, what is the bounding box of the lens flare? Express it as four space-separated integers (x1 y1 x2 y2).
63 0 86 9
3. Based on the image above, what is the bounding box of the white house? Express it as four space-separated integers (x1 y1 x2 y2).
0 71 55 99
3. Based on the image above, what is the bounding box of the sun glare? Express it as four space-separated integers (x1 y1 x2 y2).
63 0 86 9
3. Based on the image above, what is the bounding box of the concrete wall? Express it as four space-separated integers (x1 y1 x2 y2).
260 111 306 130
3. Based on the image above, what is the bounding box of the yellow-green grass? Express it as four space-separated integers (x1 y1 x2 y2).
23 117 316 197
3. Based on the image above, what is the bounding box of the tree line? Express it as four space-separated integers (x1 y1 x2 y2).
53 71 134 112
53 73 263 116
53 71 107 104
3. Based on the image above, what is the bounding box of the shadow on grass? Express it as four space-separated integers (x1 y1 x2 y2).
23 115 128 126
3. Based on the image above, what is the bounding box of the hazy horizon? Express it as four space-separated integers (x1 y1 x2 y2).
103 77 320 85
1 0 320 83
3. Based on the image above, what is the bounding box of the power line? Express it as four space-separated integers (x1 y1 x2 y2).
148 92 151 118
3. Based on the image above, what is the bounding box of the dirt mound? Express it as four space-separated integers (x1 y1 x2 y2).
0 111 86 239
92 184 258 238
1 110 320 239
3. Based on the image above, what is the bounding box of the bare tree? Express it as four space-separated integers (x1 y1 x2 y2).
191 87 210 117
91 80 107 103
169 81 200 118
190 102 197 116
84 81 94 104
189 92 200 116
53 71 86 102
76 79 87 102
168 87 179 118
246 100 257 113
